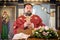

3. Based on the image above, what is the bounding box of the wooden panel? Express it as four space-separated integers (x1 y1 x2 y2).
0 16 2 33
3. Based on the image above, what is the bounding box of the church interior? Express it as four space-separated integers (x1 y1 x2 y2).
0 0 60 40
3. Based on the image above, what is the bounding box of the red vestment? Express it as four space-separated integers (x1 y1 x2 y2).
13 15 45 34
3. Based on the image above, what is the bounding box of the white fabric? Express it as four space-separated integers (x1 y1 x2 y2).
49 17 55 27
12 33 30 40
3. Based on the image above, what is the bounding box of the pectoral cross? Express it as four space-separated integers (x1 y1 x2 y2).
26 16 31 22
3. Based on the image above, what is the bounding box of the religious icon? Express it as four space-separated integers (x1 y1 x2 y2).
2 11 9 23
1 11 9 39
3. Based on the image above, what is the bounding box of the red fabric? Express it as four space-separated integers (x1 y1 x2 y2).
31 15 45 28
13 15 45 34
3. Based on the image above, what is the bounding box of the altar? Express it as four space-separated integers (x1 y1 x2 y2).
12 28 60 40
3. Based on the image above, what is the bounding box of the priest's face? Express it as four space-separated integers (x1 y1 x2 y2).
24 5 32 16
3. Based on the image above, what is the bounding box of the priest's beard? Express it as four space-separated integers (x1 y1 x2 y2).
24 11 32 16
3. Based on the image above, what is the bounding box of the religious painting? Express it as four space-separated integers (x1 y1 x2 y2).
50 9 55 28
0 6 16 39
1 10 10 39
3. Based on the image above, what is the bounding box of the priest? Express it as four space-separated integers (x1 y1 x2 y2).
13 3 45 34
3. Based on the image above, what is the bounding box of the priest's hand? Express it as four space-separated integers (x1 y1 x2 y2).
24 21 34 30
